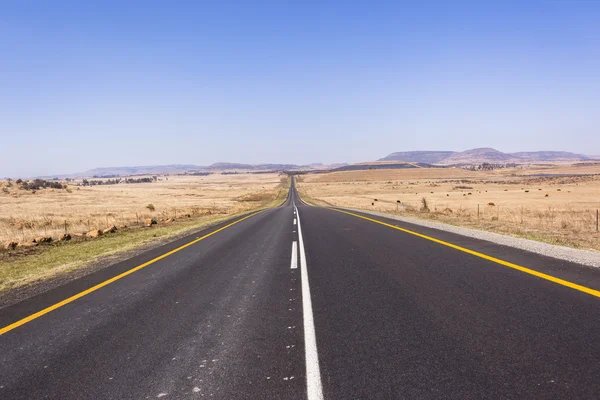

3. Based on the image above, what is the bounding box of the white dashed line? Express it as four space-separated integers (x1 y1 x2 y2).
295 205 324 400
293 218 297 225
290 241 298 269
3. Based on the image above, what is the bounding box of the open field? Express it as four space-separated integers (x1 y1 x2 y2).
0 173 288 296
493 162 600 176
0 173 284 243
308 167 481 182
297 165 600 252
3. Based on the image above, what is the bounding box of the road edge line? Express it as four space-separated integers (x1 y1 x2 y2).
0 210 265 336
332 208 600 299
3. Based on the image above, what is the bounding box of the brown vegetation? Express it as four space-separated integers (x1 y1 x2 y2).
297 165 600 252
0 173 289 296
0 173 284 245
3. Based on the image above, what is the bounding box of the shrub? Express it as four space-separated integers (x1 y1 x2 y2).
18 179 65 190
146 204 156 211
420 197 430 212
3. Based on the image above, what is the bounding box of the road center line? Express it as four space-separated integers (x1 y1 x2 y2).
290 241 298 269
295 205 324 400
293 218 297 225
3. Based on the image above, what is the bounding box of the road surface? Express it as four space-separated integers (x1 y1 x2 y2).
2 178 600 399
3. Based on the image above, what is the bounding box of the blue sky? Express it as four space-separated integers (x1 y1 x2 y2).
1 1 599 177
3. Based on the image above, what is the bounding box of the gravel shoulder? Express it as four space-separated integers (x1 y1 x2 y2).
342 207 600 268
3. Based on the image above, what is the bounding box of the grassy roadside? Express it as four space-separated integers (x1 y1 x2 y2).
0 177 290 297
296 185 600 253
264 177 291 208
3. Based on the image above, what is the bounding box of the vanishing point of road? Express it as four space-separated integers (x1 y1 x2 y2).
3 178 600 399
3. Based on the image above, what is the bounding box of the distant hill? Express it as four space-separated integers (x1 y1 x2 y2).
508 151 589 161
80 164 206 177
303 163 349 170
379 151 455 164
379 148 590 165
327 161 437 172
38 162 345 179
207 162 300 171
206 162 348 171
437 148 522 165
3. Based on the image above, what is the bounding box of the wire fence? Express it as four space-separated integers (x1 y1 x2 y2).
365 198 600 234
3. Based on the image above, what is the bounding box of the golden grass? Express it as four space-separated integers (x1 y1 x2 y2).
305 167 480 183
0 173 284 243
493 162 600 176
0 174 289 295
297 165 600 252
0 213 232 294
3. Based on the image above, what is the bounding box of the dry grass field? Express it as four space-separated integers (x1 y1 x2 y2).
0 173 284 244
297 164 600 252
0 173 288 296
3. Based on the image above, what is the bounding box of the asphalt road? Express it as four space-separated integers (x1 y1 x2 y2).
3 178 600 399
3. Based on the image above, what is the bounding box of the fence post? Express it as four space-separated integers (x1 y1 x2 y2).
521 206 523 224
597 209 599 232
477 204 480 219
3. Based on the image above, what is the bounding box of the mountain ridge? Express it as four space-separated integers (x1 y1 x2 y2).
380 148 590 165
36 162 347 179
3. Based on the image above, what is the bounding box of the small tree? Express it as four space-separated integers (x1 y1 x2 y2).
146 204 156 212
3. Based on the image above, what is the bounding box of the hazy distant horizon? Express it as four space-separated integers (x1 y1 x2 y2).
2 2 599 177
5 146 599 179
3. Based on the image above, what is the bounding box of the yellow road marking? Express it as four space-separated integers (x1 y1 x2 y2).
332 208 600 299
0 210 264 336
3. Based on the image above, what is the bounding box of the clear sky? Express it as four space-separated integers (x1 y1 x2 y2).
1 1 599 177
